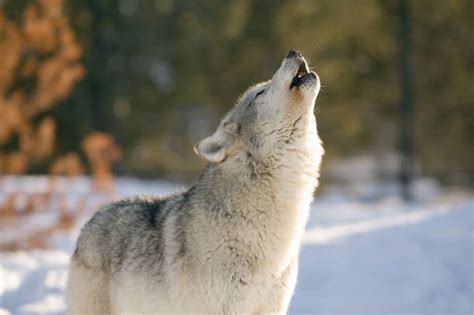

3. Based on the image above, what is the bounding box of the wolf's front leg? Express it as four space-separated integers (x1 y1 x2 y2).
66 258 111 315
256 260 298 315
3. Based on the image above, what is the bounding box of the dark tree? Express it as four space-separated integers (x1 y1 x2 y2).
397 0 415 201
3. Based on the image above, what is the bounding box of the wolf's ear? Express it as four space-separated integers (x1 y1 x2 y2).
194 122 240 163
194 123 240 163
194 133 229 163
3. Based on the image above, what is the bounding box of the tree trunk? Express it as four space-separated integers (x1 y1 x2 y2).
398 0 415 201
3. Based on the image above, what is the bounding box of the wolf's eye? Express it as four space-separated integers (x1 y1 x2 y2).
247 89 266 110
255 89 266 98
249 89 266 107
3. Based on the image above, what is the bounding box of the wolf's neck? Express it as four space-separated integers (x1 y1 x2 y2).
190 144 320 270
194 135 321 229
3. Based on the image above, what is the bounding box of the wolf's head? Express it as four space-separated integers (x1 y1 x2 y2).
195 50 321 168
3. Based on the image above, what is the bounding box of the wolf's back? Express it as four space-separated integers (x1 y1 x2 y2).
73 195 174 273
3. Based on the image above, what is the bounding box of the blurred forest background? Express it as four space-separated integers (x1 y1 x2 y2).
1 0 473 188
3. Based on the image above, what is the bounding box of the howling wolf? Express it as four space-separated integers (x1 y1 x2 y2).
66 50 323 314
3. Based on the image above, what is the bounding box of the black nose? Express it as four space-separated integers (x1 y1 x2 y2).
286 50 302 59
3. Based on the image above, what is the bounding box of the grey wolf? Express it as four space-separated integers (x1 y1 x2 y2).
66 50 323 314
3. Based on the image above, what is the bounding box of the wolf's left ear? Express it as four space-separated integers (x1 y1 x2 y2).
194 134 229 163
194 123 239 163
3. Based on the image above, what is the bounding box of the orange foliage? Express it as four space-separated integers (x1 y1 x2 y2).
0 0 85 173
0 152 29 175
82 132 122 191
49 152 85 176
0 1 121 251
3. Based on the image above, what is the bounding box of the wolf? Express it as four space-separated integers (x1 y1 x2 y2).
66 50 323 314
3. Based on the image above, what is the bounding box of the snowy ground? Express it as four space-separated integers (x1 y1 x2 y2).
0 177 473 314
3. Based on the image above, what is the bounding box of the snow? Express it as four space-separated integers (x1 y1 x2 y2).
292 196 473 314
0 177 473 314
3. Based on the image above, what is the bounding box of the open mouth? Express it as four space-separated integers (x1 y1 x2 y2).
289 60 313 90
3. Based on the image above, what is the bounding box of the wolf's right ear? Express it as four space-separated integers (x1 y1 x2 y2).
194 134 227 163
